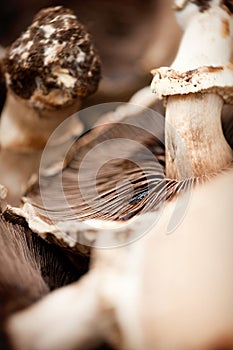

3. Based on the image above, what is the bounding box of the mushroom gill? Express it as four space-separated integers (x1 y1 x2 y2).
20 101 233 250
0 210 89 324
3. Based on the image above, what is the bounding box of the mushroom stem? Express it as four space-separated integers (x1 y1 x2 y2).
0 90 82 205
6 272 103 350
0 150 42 205
0 91 81 151
165 93 232 179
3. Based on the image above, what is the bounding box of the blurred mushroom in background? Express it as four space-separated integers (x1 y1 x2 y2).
0 6 101 205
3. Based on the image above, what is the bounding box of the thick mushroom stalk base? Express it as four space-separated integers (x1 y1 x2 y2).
165 93 233 179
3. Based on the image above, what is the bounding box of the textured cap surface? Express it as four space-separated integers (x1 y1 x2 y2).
151 65 233 103
4 6 101 110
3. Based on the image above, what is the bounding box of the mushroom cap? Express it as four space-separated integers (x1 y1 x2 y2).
151 1 233 102
4 6 101 110
151 65 233 103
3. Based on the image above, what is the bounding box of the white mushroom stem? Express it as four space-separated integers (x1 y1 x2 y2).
0 150 42 206
6 272 105 350
161 3 233 179
166 93 232 179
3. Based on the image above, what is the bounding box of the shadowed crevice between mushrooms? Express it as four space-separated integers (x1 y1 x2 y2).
222 0 233 13
0 61 6 114
223 105 233 146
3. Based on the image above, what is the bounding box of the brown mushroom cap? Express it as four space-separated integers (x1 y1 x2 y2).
4 6 101 110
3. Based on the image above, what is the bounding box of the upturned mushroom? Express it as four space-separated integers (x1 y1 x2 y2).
0 6 101 204
4 1 233 350
0 184 89 349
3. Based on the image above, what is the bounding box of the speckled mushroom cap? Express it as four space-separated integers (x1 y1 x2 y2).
4 6 101 110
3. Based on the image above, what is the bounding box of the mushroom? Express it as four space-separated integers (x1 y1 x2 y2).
0 188 90 349
4 1 233 350
1 5 101 150
0 6 101 204
12 99 166 251
151 0 233 178
4 170 233 350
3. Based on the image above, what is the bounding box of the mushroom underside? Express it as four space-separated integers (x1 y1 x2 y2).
0 211 89 321
21 102 233 247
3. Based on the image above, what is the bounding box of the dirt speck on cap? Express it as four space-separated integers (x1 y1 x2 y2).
221 18 230 37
